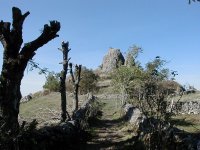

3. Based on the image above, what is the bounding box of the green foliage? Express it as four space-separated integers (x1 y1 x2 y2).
67 67 99 94
145 56 169 80
28 60 49 75
112 54 175 104
125 45 143 67
111 66 141 93
43 72 60 92
111 49 182 148
79 67 99 94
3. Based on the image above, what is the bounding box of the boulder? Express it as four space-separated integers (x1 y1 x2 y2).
123 104 145 125
101 48 125 73
20 93 33 103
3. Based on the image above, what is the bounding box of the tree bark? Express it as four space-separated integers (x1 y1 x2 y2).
69 63 81 112
59 41 71 122
0 7 60 135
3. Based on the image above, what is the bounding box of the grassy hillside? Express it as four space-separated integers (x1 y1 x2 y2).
19 89 200 133
173 91 200 102
19 92 88 125
170 92 200 133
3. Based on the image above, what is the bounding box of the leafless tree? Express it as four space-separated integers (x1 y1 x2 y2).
69 63 82 112
0 7 60 135
58 41 71 122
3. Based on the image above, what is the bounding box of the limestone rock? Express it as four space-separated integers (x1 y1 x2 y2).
180 101 200 114
101 48 125 73
123 104 145 125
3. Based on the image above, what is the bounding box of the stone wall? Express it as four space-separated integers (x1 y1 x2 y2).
174 101 200 114
123 100 200 125
73 94 100 128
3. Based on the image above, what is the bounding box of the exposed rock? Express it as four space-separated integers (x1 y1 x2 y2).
20 93 33 103
73 95 100 129
168 101 200 114
101 48 125 73
178 101 200 114
123 104 145 125
122 103 200 149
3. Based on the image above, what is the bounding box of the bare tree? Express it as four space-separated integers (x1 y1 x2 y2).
0 7 60 135
69 63 82 112
58 41 71 122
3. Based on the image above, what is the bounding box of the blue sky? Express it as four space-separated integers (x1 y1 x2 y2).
0 0 200 95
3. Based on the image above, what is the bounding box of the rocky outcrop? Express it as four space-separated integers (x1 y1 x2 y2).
101 48 125 73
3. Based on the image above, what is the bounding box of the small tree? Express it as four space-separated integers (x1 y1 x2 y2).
67 67 99 95
79 67 99 94
111 66 142 105
69 63 82 111
125 45 143 68
0 7 60 135
58 41 71 122
133 57 179 150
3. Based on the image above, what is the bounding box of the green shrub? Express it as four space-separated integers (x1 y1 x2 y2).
43 72 60 92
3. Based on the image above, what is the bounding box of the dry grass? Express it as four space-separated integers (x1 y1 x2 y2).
19 90 200 134
172 114 200 133
19 92 88 125
172 91 200 102
169 91 200 133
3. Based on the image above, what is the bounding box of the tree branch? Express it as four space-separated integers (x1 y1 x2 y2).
189 0 200 3
20 21 60 60
11 7 30 51
69 63 75 83
12 7 30 31
0 21 11 48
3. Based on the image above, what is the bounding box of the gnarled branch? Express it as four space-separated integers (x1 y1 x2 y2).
0 21 11 48
20 21 60 60
11 7 30 51
0 7 30 57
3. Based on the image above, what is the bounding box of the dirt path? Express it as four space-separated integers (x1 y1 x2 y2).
85 98 136 150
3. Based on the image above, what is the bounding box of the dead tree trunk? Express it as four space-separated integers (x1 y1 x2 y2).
59 41 71 122
69 63 81 112
0 7 60 135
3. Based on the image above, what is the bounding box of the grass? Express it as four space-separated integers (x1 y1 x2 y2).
172 91 200 102
19 89 200 134
19 92 62 123
86 98 137 150
172 114 200 133
19 92 88 125
168 91 200 133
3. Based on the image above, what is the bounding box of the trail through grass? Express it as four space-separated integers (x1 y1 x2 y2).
85 98 136 150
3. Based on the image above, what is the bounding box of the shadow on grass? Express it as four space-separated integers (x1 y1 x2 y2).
85 135 138 150
171 118 195 127
89 112 125 128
